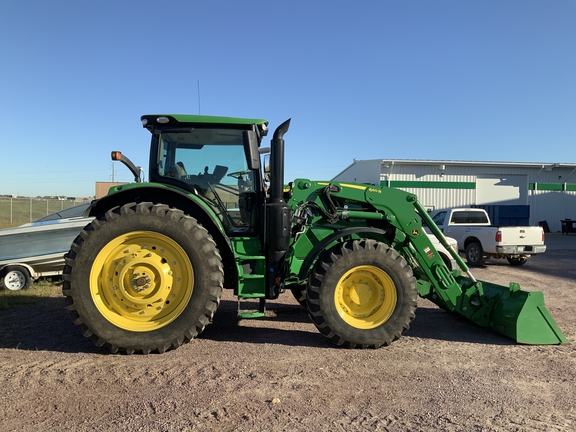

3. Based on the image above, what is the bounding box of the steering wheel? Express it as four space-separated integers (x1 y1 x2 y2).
227 170 251 180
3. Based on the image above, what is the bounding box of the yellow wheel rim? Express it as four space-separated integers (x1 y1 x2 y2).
89 231 193 332
334 265 397 329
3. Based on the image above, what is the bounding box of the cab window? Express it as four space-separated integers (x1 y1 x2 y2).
158 128 258 233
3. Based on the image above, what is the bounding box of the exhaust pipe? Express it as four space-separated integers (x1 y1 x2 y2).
266 119 291 299
269 119 291 200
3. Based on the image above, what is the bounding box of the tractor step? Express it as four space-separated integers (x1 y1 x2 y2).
237 297 266 319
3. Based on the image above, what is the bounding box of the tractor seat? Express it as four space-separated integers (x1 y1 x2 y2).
174 161 187 179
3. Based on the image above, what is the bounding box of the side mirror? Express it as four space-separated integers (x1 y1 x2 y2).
111 151 142 183
263 154 270 182
243 131 260 170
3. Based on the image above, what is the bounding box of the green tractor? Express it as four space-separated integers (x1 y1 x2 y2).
63 115 567 354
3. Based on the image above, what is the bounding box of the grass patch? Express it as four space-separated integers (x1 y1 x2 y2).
0 277 62 310
0 222 18 229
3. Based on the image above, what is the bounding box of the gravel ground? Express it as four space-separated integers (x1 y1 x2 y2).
0 234 574 431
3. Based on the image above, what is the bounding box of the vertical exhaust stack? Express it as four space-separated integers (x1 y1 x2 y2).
266 119 292 299
269 119 291 200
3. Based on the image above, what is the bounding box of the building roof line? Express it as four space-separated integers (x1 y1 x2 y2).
351 159 576 169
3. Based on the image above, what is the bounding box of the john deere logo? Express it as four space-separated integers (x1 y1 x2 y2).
412 229 419 236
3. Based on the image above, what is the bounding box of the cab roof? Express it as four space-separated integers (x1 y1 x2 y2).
141 114 269 129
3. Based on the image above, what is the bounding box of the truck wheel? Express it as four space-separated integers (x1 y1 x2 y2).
307 239 417 348
465 242 484 266
0 265 32 290
63 202 223 354
507 257 527 266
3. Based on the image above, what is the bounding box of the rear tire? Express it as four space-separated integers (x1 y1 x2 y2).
307 239 417 348
0 265 32 290
63 202 223 354
465 242 484 267
507 257 527 266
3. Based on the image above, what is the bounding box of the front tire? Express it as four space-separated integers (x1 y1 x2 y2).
63 202 224 354
307 239 417 348
289 284 307 307
0 265 32 290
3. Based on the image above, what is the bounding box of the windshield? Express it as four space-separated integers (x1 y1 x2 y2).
157 128 258 233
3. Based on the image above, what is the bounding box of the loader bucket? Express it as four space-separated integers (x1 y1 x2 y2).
460 277 568 345
414 200 567 345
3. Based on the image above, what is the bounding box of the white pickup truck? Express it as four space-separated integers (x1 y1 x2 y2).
429 208 546 267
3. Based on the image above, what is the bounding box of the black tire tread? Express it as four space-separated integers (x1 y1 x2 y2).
62 202 223 354
465 241 484 267
289 284 307 307
507 257 528 266
307 239 417 349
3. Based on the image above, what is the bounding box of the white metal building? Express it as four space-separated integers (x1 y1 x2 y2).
332 159 576 233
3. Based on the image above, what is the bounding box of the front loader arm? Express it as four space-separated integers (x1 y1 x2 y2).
361 186 482 311
287 180 567 344
288 179 469 311
340 182 472 311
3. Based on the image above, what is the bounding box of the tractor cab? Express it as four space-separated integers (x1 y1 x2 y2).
142 115 269 234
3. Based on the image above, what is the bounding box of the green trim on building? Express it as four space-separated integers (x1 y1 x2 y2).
383 180 576 192
529 183 567 191
539 183 563 191
382 181 476 189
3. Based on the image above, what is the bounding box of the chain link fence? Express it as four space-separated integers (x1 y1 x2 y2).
0 197 87 229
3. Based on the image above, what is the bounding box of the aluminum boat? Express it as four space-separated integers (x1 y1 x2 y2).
0 203 92 289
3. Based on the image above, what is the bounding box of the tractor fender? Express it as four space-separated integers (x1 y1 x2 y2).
87 185 237 288
297 227 388 280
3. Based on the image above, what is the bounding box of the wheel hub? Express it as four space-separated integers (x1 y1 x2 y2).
132 276 150 292
4 270 26 290
348 280 373 306
131 270 153 292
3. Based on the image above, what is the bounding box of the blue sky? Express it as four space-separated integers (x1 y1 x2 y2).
1 0 574 197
